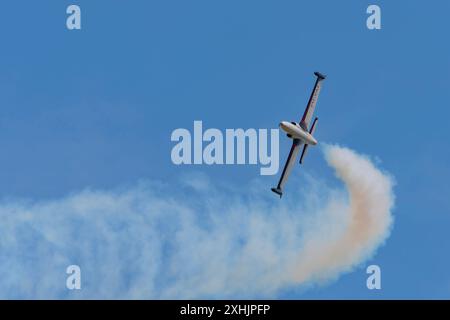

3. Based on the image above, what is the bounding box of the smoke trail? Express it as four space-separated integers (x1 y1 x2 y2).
0 145 394 299
290 144 395 284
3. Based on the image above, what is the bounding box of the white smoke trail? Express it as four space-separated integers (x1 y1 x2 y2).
0 145 394 299
290 144 395 285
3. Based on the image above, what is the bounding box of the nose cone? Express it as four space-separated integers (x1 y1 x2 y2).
280 121 289 128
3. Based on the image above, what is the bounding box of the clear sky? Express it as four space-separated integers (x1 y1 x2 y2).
0 1 449 299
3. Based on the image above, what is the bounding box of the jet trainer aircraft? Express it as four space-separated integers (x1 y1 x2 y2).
271 72 326 198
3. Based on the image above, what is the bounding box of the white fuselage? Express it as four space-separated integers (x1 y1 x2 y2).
280 121 318 145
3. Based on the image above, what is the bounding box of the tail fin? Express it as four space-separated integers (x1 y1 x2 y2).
299 117 318 164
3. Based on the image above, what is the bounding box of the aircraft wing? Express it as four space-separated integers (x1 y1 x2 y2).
271 139 303 197
300 72 326 130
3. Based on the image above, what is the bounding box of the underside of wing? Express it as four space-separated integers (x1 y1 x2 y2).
300 72 326 130
271 139 302 197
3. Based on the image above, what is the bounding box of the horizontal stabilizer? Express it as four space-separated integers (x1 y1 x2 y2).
299 144 309 164
310 117 318 134
299 117 318 164
271 187 283 198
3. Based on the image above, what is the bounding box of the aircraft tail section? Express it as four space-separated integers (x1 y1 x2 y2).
299 117 318 164
299 144 309 164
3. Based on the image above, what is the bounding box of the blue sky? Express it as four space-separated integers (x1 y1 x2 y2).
0 1 449 299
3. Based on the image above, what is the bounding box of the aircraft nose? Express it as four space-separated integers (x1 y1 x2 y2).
280 121 289 128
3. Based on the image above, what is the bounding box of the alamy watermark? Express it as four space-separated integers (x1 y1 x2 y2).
66 265 81 290
66 5 81 30
171 121 279 175
366 264 381 290
366 5 381 30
